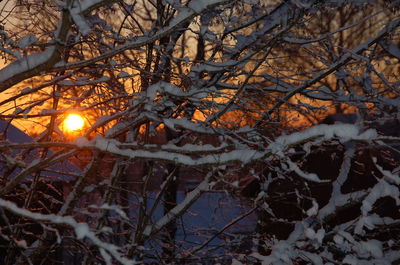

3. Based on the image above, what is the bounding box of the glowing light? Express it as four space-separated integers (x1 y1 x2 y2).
64 114 84 131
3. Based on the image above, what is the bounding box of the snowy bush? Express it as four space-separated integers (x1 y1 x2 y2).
0 0 399 264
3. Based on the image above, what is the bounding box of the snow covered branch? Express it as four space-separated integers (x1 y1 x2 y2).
0 198 137 265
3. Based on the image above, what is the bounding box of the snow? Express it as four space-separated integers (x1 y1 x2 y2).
334 234 344 245
99 248 113 265
0 198 136 265
188 0 218 13
314 228 325 244
373 157 400 185
286 159 325 182
117 71 130 78
291 0 314 8
89 135 267 166
381 39 400 60
58 76 109 86
70 10 90 35
258 240 296 265
162 142 227 152
75 223 90 239
361 179 400 216
268 124 359 156
356 240 383 259
146 81 213 102
318 144 355 219
89 203 128 220
0 47 56 86
147 81 190 100
18 34 37 49
118 142 228 154
306 200 319 216
75 136 90 147
78 0 108 11
304 227 315 239
15 240 28 249
354 214 396 235
231 259 244 265
143 173 213 236
190 60 238 73
69 0 111 35
49 0 232 72
75 122 389 181
268 124 376 157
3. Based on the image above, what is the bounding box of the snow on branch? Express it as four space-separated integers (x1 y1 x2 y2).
70 124 394 170
80 135 266 166
68 0 122 35
373 157 400 185
52 0 234 72
0 198 136 265
142 172 214 238
285 158 326 183
0 47 58 92
318 143 356 219
0 0 137 91
267 123 379 157
260 18 400 122
360 179 400 216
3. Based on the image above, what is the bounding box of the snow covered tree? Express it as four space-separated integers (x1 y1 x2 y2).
0 0 399 264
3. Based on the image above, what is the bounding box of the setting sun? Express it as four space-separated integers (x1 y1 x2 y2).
64 114 84 131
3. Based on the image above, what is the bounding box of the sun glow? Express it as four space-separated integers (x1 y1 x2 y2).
64 114 84 131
